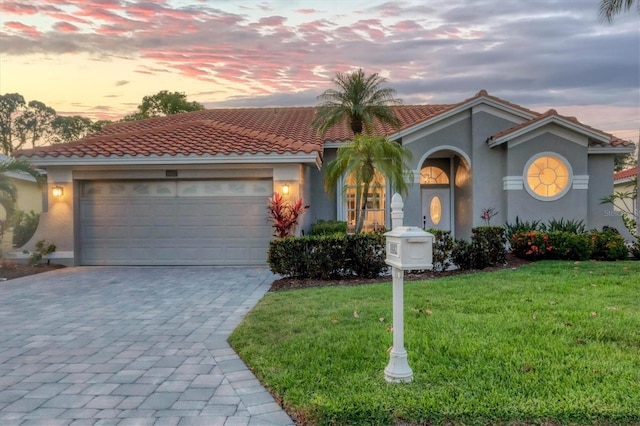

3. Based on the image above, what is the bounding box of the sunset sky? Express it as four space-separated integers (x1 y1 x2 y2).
1 0 638 141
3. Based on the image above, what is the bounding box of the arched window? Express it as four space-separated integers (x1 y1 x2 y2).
420 166 449 184
524 153 572 201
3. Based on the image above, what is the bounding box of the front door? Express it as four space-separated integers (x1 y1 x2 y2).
422 187 451 231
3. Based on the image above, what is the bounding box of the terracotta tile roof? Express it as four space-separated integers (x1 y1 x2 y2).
13 90 630 161
614 166 638 181
14 105 454 159
487 108 635 148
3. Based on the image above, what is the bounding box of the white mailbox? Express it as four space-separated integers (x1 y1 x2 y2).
384 226 434 270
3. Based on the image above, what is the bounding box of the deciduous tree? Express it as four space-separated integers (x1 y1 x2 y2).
0 93 26 154
14 101 56 150
123 90 204 121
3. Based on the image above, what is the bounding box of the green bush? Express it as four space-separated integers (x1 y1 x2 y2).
504 216 542 239
425 228 454 272
309 220 347 236
28 239 56 266
451 239 475 270
590 229 629 261
541 218 586 234
545 231 593 261
451 226 506 270
510 230 550 261
268 233 386 279
11 210 40 248
472 226 507 267
344 233 386 278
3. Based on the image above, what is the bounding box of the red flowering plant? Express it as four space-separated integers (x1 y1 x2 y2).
480 207 498 226
267 192 309 238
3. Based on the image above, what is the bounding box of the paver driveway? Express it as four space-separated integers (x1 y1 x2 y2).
0 266 294 426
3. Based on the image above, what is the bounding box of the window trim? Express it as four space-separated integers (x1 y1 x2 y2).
523 152 573 201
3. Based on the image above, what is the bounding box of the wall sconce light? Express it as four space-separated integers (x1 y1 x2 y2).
281 183 290 195
52 185 64 198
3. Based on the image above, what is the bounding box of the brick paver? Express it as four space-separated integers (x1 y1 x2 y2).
0 267 294 425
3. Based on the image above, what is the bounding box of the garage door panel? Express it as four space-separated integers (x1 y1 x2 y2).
79 180 272 266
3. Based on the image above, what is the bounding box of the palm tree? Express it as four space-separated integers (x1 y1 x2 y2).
0 159 43 224
312 68 402 137
324 135 412 233
600 0 638 22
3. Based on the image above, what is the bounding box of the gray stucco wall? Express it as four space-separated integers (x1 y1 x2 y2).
588 154 632 238
505 131 589 226
471 111 517 228
402 113 473 229
307 148 338 226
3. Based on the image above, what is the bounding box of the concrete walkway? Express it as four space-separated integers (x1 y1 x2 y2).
0 266 294 426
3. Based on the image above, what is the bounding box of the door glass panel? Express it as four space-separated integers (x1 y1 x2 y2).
430 196 442 225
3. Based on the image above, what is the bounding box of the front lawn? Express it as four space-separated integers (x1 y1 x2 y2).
229 261 640 425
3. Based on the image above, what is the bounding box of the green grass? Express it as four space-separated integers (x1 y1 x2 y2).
229 261 640 425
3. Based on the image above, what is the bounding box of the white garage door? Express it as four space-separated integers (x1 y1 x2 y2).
79 180 273 266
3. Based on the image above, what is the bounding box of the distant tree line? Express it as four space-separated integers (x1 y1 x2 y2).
0 90 204 155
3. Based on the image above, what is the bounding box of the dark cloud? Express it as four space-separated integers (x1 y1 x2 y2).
114 80 129 86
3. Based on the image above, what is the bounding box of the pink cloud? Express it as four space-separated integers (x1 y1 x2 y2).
296 9 317 14
3 21 42 38
0 1 38 15
54 22 80 33
393 20 423 32
258 16 286 26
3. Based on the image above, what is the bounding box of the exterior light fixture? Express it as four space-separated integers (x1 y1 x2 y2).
52 185 64 198
282 183 290 195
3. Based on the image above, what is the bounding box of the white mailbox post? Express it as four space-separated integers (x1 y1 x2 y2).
383 194 433 383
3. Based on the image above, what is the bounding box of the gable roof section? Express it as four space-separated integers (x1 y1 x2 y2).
486 108 634 152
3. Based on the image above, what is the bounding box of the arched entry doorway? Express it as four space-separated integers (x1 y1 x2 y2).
419 148 471 238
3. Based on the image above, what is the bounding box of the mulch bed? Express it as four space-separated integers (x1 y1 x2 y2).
270 253 531 291
0 261 66 280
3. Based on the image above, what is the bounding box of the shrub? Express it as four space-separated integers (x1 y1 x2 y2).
425 228 454 272
541 218 586 234
268 233 386 279
473 226 507 267
11 211 40 248
267 193 308 238
545 231 593 261
344 233 386 278
451 227 506 270
309 220 347 236
451 239 475 270
504 216 542 239
28 239 56 266
590 229 629 261
510 231 550 261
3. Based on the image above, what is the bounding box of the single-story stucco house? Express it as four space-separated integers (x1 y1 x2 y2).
13 90 635 266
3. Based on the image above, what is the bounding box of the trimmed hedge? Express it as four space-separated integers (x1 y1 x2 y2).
452 226 506 270
510 229 629 261
425 228 454 272
309 220 347 236
268 233 386 279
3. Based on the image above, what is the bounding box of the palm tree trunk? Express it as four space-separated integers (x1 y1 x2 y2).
355 180 370 233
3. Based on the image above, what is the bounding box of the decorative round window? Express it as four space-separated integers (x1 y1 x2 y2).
524 153 572 201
